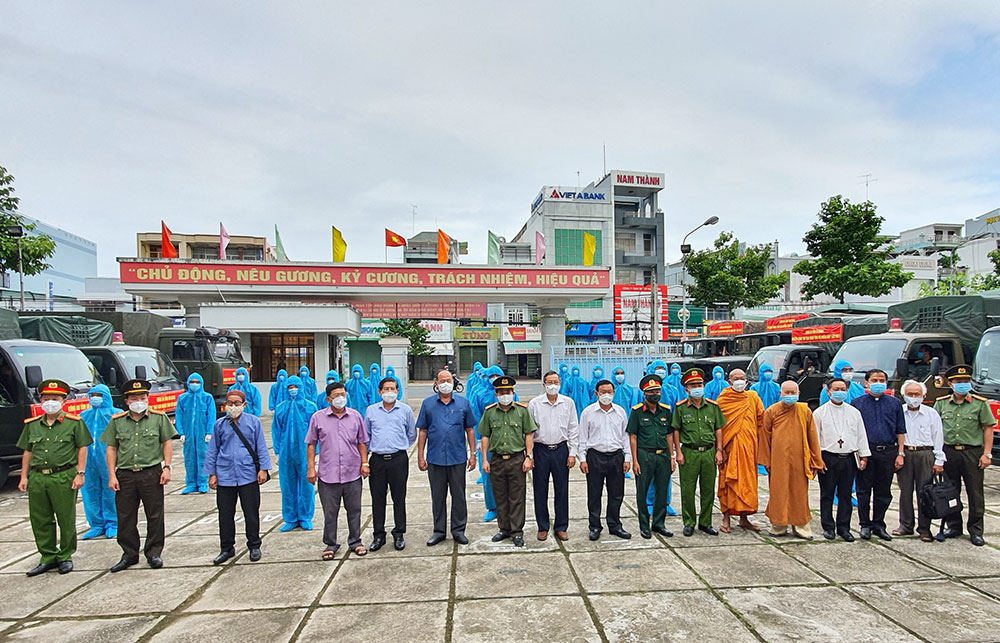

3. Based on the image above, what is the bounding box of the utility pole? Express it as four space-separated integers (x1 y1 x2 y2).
650 270 659 344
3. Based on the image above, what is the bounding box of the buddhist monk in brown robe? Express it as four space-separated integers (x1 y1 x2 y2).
716 369 764 533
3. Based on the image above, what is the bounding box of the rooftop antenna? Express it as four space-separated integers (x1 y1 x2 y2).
577 171 581 189
410 204 418 235
858 174 878 201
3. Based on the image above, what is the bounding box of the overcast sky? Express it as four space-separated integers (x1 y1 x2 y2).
2 2 999 275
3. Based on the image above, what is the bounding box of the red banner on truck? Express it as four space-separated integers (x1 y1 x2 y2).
791 324 844 344
707 321 744 337
765 314 809 331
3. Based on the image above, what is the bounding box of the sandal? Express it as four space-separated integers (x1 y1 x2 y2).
919 534 934 542
719 523 731 533
321 547 338 561
352 545 367 557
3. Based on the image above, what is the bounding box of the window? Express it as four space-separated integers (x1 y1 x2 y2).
568 299 603 309
507 308 524 324
643 269 652 286
643 233 654 255
172 339 208 362
554 229 602 265
614 232 636 254
615 268 637 285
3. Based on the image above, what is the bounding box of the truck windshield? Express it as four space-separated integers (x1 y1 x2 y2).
832 337 909 375
973 331 1000 389
747 347 791 380
116 349 181 382
209 337 241 361
9 344 98 393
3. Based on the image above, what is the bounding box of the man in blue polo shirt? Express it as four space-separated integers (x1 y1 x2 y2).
364 376 416 553
416 369 477 546
851 368 905 541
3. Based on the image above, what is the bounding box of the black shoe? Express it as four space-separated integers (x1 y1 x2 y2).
609 527 631 540
491 532 510 542
588 528 602 541
640 529 652 539
148 556 163 569
971 534 986 547
249 548 262 562
698 525 719 536
394 536 405 550
859 527 872 540
683 526 694 537
453 533 468 545
941 528 962 539
110 557 139 573
57 560 73 574
873 528 892 542
213 550 235 565
823 530 836 540
839 531 855 543
652 526 673 538
370 537 386 552
26 562 58 577
512 536 524 547
426 534 446 546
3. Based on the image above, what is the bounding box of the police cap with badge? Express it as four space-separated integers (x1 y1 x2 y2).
681 368 706 386
37 379 70 397
944 364 972 381
122 378 151 396
493 375 516 390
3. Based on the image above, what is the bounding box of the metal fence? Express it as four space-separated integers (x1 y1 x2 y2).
549 344 683 385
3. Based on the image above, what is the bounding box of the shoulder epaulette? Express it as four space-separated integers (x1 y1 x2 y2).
149 409 167 415
971 394 988 402
111 411 128 418
485 402 497 409
935 395 951 402
24 416 37 424
632 403 644 410
514 401 528 408
705 398 720 406
659 403 672 409
63 413 81 421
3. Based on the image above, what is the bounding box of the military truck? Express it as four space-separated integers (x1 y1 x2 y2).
156 326 249 413
81 344 185 414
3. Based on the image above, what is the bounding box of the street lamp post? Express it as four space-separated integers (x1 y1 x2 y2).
680 216 719 343
4 225 24 311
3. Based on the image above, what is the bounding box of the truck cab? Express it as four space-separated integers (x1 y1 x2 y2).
157 327 249 413
81 345 185 414
746 344 831 409
0 339 101 481
971 326 1000 462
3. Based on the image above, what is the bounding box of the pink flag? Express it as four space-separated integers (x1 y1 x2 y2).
535 231 545 265
219 223 230 259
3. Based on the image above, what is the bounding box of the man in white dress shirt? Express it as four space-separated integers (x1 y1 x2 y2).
895 379 946 542
577 380 631 541
527 370 579 542
813 378 870 541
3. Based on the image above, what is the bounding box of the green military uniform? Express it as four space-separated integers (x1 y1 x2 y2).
627 398 673 533
671 372 726 529
934 374 996 539
478 380 537 541
18 379 92 567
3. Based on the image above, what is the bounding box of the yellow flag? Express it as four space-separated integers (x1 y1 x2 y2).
582 231 596 266
332 226 347 262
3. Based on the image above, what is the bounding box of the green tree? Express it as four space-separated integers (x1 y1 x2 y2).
684 231 788 312
380 318 433 356
0 166 56 278
794 195 912 303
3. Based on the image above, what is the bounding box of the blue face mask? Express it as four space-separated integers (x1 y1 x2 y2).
869 382 887 396
688 387 705 399
353 372 361 379
89 396 104 408
761 371 773 382
830 390 848 404
671 367 680 375
236 374 245 383
594 371 603 379
714 372 724 380
288 388 299 399
953 382 973 396
655 369 667 378
782 394 799 405
188 382 201 392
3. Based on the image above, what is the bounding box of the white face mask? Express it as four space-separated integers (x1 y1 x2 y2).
497 394 514 406
129 400 148 414
614 373 625 384
226 405 244 419
598 393 614 406
41 400 63 415
544 384 560 396
655 369 667 378
842 371 854 382
288 387 299 398
437 381 454 395
904 395 924 408
236 375 246 383
381 391 398 404
731 380 747 392
331 396 348 409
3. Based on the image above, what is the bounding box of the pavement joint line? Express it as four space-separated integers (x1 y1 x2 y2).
444 532 458 642
6 563 114 638
554 535 609 643
133 563 229 642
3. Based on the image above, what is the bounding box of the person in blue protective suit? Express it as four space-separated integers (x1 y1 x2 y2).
269 369 289 412
641 361 677 515
79 384 122 539
565 366 591 420
819 360 866 404
588 365 606 404
318 370 341 408
384 365 402 393
345 364 373 413
272 375 318 532
177 373 216 494
367 363 382 401
468 362 484 399
611 366 639 413
228 367 262 417
667 363 683 392
297 366 317 402
472 365 511 522
751 364 781 408
558 363 571 395
705 365 730 401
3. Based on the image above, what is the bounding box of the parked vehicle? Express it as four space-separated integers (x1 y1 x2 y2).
81 344 185 414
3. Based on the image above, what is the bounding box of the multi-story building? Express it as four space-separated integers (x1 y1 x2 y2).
2 215 97 311
960 208 1000 278
136 231 275 262
402 231 467 264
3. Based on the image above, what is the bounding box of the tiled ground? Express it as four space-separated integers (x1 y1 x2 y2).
4 408 1000 642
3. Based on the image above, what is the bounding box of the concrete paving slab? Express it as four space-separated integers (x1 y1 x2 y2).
0 542 38 570
42 567 217 617
722 585 918 642
882 536 1000 577
159 534 237 567
455 551 579 599
321 556 451 604
302 602 445 641
459 519 561 554
0 621 16 634
149 608 306 643
0 521 39 542
238 528 342 564
184 561 334 611
453 595 600 643
0 570 100 619
570 549 703 593
848 580 1000 643
665 521 769 548
591 590 759 642
556 520 668 553
678 544 825 588
963 576 1000 600
5 615 161 642
781 540 942 583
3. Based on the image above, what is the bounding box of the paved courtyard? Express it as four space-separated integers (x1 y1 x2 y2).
4 398 1000 641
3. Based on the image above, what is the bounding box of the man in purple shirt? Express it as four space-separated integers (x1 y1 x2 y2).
307 381 369 558
204 390 272 565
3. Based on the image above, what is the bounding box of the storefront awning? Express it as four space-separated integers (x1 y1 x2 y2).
503 341 541 355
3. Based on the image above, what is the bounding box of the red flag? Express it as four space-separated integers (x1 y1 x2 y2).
161 221 177 258
437 229 451 264
385 228 407 247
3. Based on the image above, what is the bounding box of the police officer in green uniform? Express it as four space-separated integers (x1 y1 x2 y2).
479 375 537 548
17 379 92 576
671 368 726 537
934 364 996 546
627 374 675 539
102 379 178 571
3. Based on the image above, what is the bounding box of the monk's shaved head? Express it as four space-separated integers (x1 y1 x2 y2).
780 380 799 395
729 369 746 381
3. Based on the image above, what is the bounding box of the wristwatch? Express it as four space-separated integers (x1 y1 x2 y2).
162 465 171 470
76 470 85 476
524 453 533 459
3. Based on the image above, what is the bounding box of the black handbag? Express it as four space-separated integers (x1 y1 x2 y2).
918 474 962 520
228 417 270 483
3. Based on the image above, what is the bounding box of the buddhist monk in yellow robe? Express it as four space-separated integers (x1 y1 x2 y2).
716 369 764 533
758 381 824 540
